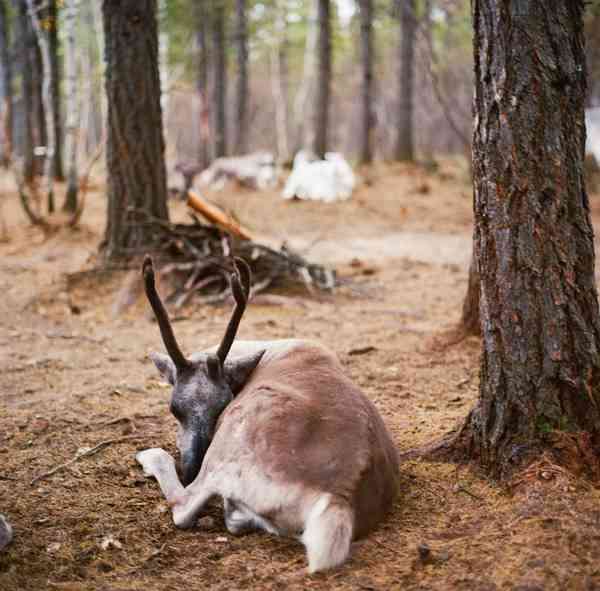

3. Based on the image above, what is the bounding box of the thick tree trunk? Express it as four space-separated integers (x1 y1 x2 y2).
453 0 600 477
233 0 248 155
212 0 227 158
195 1 210 169
460 256 481 336
0 1 12 166
48 0 63 181
312 0 331 159
102 0 169 260
395 0 416 162
358 0 374 165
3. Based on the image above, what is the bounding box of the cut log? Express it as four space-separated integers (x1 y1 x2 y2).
186 189 254 241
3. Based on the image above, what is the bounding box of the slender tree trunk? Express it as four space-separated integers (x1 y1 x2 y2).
395 0 416 162
212 0 226 158
233 0 248 155
294 0 318 154
157 0 169 117
195 1 210 169
48 0 63 181
0 1 13 166
270 1 289 163
102 0 169 259
358 0 374 165
16 0 34 183
27 0 56 212
450 0 600 478
313 0 331 159
63 0 79 212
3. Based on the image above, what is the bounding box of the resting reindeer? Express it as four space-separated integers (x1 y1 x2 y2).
136 256 399 573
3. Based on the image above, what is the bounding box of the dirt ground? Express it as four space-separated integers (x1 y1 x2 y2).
1 161 600 591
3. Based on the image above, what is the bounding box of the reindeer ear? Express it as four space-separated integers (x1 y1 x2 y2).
223 351 265 394
149 352 176 385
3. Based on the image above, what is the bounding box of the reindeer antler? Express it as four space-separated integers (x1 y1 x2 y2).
216 258 252 366
143 255 190 371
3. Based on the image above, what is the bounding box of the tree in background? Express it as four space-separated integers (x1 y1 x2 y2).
212 0 227 158
194 0 210 169
358 0 374 165
439 0 600 477
47 0 63 181
313 0 331 158
0 0 12 167
233 0 248 155
102 0 169 259
395 0 416 162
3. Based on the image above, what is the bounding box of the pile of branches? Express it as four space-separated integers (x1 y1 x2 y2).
132 212 336 308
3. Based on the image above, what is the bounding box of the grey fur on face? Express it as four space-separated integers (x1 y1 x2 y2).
0 514 12 551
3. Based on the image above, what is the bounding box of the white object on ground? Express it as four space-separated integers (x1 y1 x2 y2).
586 108 600 164
282 150 355 202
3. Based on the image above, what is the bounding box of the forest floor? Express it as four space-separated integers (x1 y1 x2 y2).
1 160 600 591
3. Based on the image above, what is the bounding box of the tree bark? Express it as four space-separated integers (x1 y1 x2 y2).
460 256 481 336
395 0 416 162
194 1 210 169
211 0 227 158
233 0 248 155
453 0 600 478
48 0 63 181
14 0 34 183
0 0 13 166
358 0 374 165
270 1 289 163
102 0 169 260
313 0 331 159
63 0 79 212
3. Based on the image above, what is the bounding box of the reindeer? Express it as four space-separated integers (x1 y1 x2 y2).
136 256 399 573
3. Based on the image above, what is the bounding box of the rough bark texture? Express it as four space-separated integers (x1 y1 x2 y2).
212 0 227 158
48 0 63 181
461 255 481 336
456 0 600 477
233 0 248 155
195 1 210 169
102 0 169 260
313 0 330 159
395 0 416 162
358 0 374 165
0 0 12 166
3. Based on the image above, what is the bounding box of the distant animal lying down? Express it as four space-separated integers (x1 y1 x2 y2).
136 256 399 573
0 514 12 551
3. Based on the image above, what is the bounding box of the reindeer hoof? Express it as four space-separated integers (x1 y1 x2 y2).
136 448 172 477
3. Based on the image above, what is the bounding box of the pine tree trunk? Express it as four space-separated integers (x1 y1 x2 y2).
358 0 373 165
212 0 227 158
395 0 416 162
460 256 481 336
63 0 79 212
270 1 289 163
233 0 248 155
48 0 63 181
102 0 169 260
312 0 330 159
195 1 210 169
453 0 600 477
0 1 13 166
14 0 34 183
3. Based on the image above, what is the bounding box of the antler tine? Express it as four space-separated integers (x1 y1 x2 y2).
142 255 190 370
216 258 252 366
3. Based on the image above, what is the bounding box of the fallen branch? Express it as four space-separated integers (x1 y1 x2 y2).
30 434 151 486
187 189 254 240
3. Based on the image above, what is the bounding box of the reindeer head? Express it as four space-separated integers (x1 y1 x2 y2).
142 256 264 486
